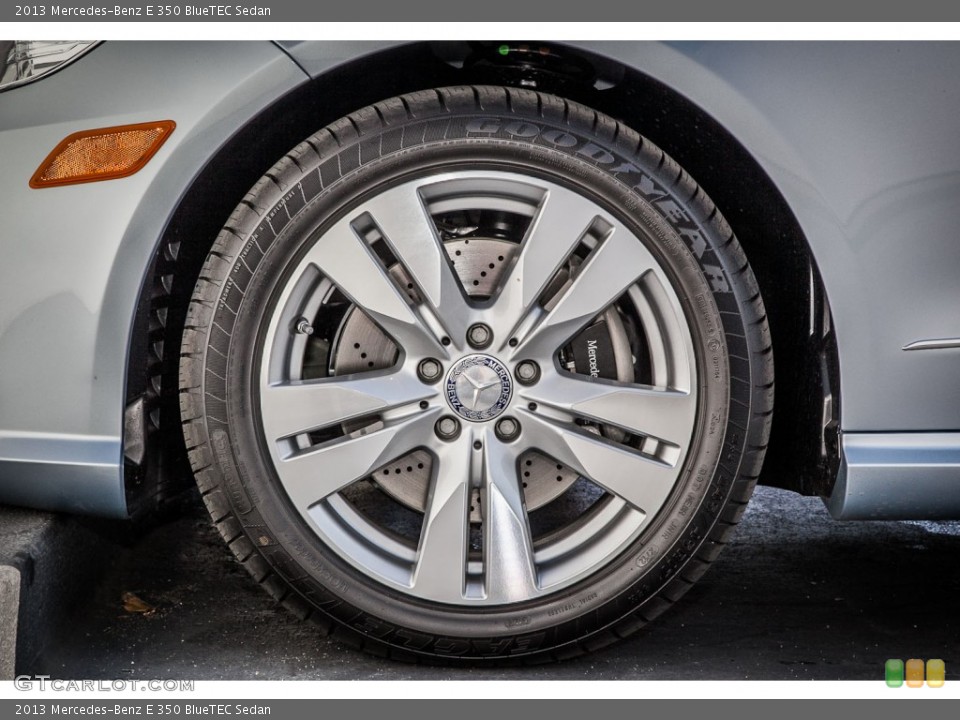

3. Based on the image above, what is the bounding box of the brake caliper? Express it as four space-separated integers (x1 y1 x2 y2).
569 317 620 380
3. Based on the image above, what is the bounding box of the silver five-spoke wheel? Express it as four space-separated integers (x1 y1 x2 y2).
181 86 772 662
259 171 697 605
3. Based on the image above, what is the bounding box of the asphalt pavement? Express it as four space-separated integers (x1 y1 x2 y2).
26 486 960 680
1 507 108 676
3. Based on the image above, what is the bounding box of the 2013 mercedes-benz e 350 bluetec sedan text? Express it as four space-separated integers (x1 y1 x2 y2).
2 40 959 662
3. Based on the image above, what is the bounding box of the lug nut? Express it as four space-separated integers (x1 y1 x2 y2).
466 323 492 349
295 318 314 335
435 416 461 441
515 360 540 385
418 358 443 383
495 417 521 442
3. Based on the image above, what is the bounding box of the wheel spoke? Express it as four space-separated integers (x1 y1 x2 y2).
362 186 473 333
512 227 657 360
482 432 538 602
489 189 602 347
277 410 438 513
302 218 444 358
261 370 435 441
518 410 680 515
411 438 473 601
521 373 695 448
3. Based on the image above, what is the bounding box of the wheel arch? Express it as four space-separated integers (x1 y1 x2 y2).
570 47 842 499
124 41 840 516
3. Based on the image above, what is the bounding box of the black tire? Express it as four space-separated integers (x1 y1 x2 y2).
179 86 773 663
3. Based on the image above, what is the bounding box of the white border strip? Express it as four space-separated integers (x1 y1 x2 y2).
10 21 960 41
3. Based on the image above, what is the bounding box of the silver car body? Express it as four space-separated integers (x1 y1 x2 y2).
1 40 958 518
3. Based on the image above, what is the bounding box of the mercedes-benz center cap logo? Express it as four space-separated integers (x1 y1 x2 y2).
445 355 512 422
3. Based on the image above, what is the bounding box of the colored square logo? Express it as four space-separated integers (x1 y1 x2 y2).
885 659 904 687
906 658 925 687
927 659 945 688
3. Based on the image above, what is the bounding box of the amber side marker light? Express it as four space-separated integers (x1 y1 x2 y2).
29 120 175 189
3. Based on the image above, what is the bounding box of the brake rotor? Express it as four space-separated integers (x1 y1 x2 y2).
330 236 623 521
